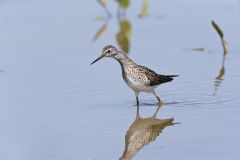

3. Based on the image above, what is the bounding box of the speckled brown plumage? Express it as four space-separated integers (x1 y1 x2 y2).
133 65 177 86
91 45 178 105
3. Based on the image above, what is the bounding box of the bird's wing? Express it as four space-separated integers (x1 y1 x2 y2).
137 65 174 86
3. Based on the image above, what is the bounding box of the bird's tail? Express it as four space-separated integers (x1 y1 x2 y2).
164 75 178 82
157 74 178 83
165 75 178 78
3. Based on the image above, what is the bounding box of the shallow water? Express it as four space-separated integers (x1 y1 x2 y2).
0 0 240 159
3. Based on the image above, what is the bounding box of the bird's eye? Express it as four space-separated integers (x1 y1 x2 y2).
107 50 110 53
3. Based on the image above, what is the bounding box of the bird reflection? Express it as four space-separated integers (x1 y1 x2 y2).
119 104 176 160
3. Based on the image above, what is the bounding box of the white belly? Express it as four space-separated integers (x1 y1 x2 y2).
123 75 157 92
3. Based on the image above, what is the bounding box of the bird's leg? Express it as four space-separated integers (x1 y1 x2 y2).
134 91 139 106
152 90 162 105
136 96 139 106
152 102 162 118
136 104 140 119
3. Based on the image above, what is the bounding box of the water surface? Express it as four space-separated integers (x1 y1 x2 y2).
0 0 240 159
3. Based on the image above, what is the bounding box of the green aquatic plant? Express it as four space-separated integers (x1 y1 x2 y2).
116 32 129 53
119 19 132 39
95 16 107 21
97 0 106 7
116 19 132 53
183 47 205 52
211 20 228 95
92 21 108 42
211 20 228 54
117 0 130 9
191 47 205 51
212 20 224 38
215 65 225 80
139 0 149 18
96 0 111 17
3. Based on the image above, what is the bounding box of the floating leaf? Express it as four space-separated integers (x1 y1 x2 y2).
183 47 205 52
139 0 149 17
191 48 205 51
211 20 224 38
117 0 130 9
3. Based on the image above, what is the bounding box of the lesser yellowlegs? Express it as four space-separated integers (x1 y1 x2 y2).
91 45 178 105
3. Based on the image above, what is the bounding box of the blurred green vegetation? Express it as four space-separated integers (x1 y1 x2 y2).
211 20 228 54
139 0 149 18
92 20 108 42
93 0 153 53
116 19 132 53
94 0 143 54
117 0 130 9
211 20 228 95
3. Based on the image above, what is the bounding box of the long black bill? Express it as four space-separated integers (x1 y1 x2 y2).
90 56 103 65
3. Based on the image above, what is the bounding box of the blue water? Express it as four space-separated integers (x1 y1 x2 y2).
0 0 240 159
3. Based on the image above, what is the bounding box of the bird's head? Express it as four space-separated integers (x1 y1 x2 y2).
91 45 118 65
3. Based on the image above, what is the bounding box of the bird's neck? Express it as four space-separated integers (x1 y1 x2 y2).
113 52 135 67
